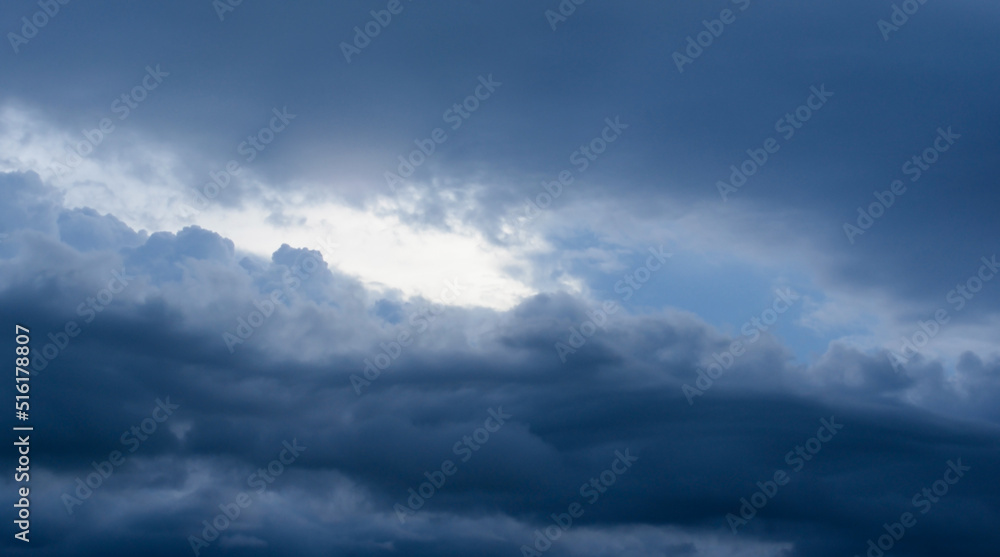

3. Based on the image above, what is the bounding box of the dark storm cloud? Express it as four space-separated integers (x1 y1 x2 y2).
2 172 999 556
2 1 999 555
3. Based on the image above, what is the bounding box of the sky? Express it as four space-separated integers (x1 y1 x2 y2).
1 1 999 556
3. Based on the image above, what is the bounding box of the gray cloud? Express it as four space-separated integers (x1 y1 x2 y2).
1 172 999 556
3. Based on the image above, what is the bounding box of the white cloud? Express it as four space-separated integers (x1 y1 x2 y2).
0 104 536 310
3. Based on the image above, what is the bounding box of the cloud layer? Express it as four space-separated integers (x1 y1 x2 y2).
2 1 999 555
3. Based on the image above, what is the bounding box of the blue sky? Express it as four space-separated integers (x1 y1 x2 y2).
1 1 999 556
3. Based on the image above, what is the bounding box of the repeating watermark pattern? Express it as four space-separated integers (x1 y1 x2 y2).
30 269 134 374
877 0 930 42
384 75 502 191
716 85 834 201
555 246 671 363
61 398 180 514
672 0 751 73
223 251 322 353
49 65 169 177
186 107 296 215
314 234 341 263
394 407 511 523
726 416 843 533
522 116 628 222
544 0 588 31
843 126 959 244
212 0 245 22
7 0 72 53
553 299 620 363
613 246 673 302
340 0 415 63
851 458 969 557
188 439 306 555
517 449 638 556
350 279 463 394
889 254 997 372
683 288 800 404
